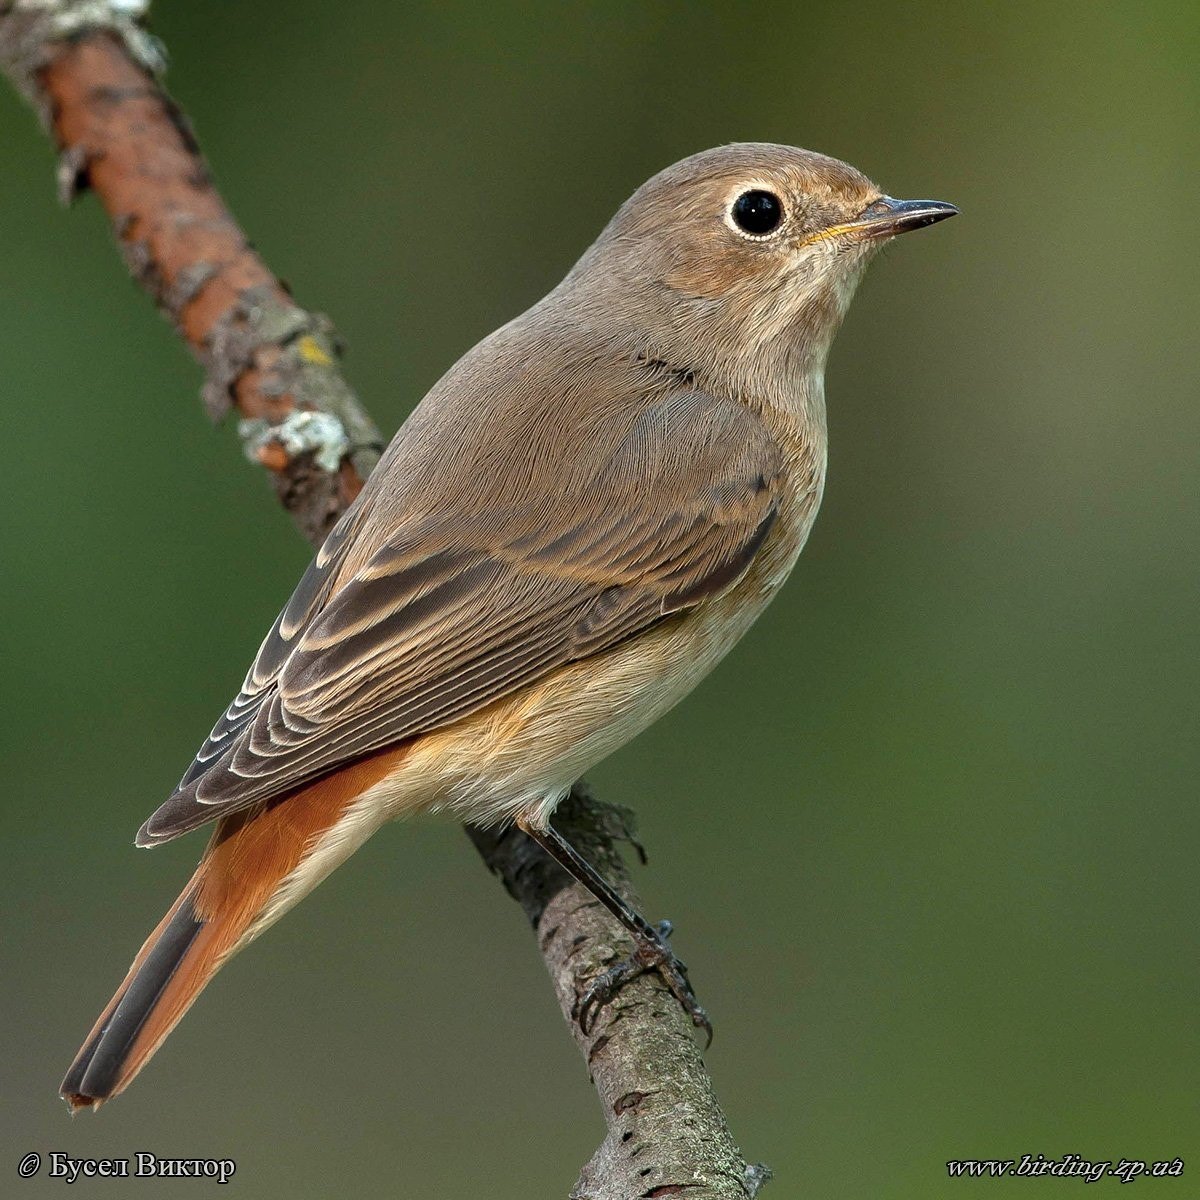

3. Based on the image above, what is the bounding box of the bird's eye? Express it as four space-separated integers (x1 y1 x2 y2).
730 190 784 238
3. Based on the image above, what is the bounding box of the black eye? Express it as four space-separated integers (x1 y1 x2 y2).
730 189 784 237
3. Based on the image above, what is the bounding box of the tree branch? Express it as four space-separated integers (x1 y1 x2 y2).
470 787 771 1199
1 4 768 1194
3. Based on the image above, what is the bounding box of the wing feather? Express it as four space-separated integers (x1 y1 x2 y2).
139 391 785 845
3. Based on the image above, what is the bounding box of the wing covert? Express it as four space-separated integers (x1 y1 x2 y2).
139 391 784 845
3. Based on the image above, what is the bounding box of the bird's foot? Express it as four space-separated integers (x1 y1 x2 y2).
575 919 713 1046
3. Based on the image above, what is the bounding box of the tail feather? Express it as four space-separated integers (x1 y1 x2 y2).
60 885 208 1109
61 745 409 1112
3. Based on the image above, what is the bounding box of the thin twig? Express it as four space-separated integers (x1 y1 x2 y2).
0 4 768 1194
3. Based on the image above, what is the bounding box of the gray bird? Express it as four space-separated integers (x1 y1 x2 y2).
62 142 956 1111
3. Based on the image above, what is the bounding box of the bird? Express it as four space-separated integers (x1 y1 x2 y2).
61 142 955 1111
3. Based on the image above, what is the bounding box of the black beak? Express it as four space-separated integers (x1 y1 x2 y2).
849 196 958 240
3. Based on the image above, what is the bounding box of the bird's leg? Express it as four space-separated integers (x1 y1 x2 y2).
517 816 712 1045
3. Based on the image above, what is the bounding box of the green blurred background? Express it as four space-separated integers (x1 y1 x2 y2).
3 2 1196 1196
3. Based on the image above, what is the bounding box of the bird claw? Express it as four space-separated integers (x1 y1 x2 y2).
574 919 713 1047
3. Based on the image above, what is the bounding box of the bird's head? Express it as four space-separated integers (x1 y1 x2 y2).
567 142 956 393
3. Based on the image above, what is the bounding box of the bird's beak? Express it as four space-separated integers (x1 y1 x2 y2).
843 195 959 241
803 196 958 248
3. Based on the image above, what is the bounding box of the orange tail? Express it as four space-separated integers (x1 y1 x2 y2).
61 748 407 1111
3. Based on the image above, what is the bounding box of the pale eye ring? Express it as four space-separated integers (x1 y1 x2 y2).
730 189 785 239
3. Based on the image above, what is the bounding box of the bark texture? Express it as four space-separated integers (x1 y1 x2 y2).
1 2 382 542
470 787 771 1199
0 4 769 1195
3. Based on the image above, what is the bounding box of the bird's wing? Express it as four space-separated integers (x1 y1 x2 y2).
138 391 784 845
173 489 374 792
